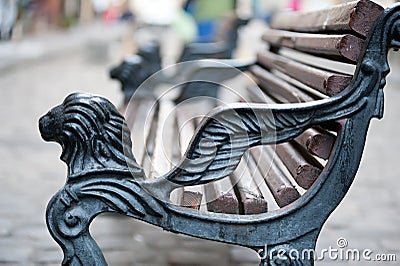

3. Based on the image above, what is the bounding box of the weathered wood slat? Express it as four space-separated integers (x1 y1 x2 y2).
204 178 239 214
262 30 364 63
248 154 280 212
132 100 159 180
124 99 140 130
141 121 157 176
176 104 196 156
128 99 157 164
275 142 323 189
181 190 203 210
270 0 384 37
280 48 356 76
294 128 335 160
246 85 275 104
250 147 300 208
247 81 336 160
250 65 314 102
231 156 268 214
184 101 240 214
176 104 203 210
257 51 352 96
150 100 176 178
169 187 184 206
273 71 327 100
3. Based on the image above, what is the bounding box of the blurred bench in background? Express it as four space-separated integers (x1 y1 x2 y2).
110 13 249 104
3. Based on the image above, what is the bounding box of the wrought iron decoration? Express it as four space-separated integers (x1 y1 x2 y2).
39 4 400 266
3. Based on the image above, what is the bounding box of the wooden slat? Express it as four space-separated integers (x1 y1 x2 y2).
246 85 275 104
250 147 300 208
280 48 356 76
262 30 364 63
185 101 240 214
294 128 335 160
170 187 183 206
270 0 384 38
247 83 336 160
275 142 323 190
130 99 157 166
204 178 239 214
189 96 222 216
123 99 140 128
176 104 203 210
150 100 176 178
273 71 328 100
250 65 314 102
257 51 352 96
181 191 203 210
176 104 196 155
248 153 280 211
123 99 146 181
231 155 268 214
141 110 158 176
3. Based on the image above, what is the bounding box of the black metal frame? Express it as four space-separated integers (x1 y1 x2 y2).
39 4 400 266
109 41 162 102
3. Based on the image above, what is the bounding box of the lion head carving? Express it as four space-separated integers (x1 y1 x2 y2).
39 93 144 178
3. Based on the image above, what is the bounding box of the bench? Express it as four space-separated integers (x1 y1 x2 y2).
110 13 248 104
38 1 400 265
178 13 249 61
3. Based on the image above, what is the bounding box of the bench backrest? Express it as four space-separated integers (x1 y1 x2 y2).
253 0 384 100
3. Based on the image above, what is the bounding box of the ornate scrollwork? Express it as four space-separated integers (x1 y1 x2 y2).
389 14 400 48
46 176 165 265
46 188 108 265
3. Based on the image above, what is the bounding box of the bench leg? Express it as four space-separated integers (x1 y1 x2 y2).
258 229 320 266
46 187 108 266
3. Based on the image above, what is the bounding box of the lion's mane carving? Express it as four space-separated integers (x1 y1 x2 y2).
39 92 144 178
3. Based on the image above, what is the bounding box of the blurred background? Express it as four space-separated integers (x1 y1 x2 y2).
0 0 399 265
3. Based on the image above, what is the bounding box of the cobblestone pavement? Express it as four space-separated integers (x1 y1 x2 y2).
0 22 399 266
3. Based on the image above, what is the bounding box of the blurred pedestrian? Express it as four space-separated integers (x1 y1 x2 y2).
288 0 302 11
91 0 111 16
0 0 18 40
132 0 195 65
185 0 236 42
